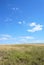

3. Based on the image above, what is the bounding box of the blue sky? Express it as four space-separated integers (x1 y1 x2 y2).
0 0 44 44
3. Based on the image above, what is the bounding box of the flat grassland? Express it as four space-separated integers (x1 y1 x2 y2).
0 44 44 65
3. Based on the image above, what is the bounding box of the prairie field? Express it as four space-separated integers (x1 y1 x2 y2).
0 44 44 65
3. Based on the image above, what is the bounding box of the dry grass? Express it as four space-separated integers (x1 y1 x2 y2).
0 44 44 65
0 43 44 50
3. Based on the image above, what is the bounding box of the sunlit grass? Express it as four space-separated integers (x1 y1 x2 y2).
0 44 44 65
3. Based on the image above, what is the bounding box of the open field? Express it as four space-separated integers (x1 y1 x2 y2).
0 44 44 65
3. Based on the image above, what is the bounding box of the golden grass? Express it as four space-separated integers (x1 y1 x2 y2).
0 44 44 50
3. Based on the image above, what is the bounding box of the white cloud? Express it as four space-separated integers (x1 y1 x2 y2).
19 36 34 40
0 37 8 40
12 8 15 10
12 7 19 11
18 21 22 24
30 40 44 43
27 22 43 32
0 34 11 41
1 34 44 44
13 36 34 44
0 34 16 41
18 21 25 25
29 22 36 27
16 8 19 10
2 34 11 38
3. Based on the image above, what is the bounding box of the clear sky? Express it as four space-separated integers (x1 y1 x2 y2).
0 0 44 44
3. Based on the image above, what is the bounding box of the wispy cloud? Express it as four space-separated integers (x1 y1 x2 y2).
27 22 43 32
0 34 35 44
18 21 22 24
30 40 44 43
18 21 25 25
0 37 8 40
4 18 12 22
0 34 16 41
12 7 19 11
0 34 44 44
15 36 34 43
0 34 11 41
19 36 34 39
8 5 20 16
8 4 19 11
12 8 15 10
2 34 11 38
